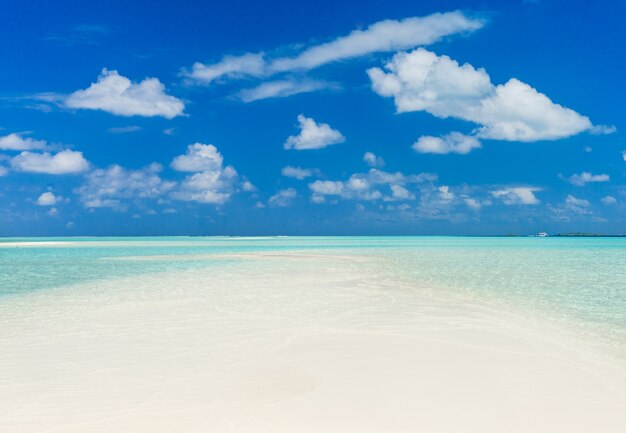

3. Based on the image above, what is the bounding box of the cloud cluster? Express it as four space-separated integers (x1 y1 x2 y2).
308 168 435 203
183 11 484 101
66 69 184 118
368 48 593 142
284 115 345 150
170 143 242 204
413 132 481 154
77 163 175 209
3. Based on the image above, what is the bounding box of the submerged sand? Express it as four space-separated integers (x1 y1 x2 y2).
1 251 625 432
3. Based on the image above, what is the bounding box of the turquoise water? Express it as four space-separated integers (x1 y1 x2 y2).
2 236 625 346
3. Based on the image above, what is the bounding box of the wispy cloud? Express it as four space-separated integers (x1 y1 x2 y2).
238 79 334 102
182 11 485 101
107 126 142 134
43 24 110 46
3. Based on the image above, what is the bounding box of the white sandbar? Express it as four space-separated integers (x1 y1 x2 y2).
1 251 625 432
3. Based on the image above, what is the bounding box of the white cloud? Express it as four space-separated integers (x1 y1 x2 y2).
601 195 617 205
238 79 331 102
0 133 48 151
172 169 238 204
284 114 345 150
66 69 184 118
310 180 345 196
413 132 481 154
0 166 7 176
388 184 415 201
242 180 256 192
565 194 589 208
623 150 626 162
282 166 314 180
171 143 224 172
463 197 481 209
77 163 175 209
184 11 484 86
184 53 266 84
270 11 484 73
368 48 593 142
309 168 433 203
170 143 242 204
438 185 455 201
11 150 89 174
491 187 541 205
363 151 385 167
268 188 297 207
36 191 58 206
568 171 610 186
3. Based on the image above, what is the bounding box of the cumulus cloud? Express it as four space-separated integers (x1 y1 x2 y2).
11 150 89 174
171 143 224 172
309 168 434 203
601 195 617 205
491 187 541 205
170 143 243 204
77 163 175 209
368 48 593 142
363 151 385 167
238 79 332 102
284 115 345 150
623 150 626 162
36 191 58 206
184 11 484 86
282 166 314 180
65 69 184 118
568 171 610 186
268 188 297 207
0 166 8 176
0 133 49 151
413 132 481 154
309 180 345 196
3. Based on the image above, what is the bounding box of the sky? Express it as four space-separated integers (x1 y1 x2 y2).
0 0 624 236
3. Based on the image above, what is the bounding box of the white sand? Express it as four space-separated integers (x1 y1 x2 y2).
0 241 76 248
1 251 625 432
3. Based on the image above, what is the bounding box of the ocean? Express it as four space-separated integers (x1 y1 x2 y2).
2 236 625 349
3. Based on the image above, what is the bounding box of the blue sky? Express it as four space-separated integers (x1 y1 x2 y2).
1 0 624 236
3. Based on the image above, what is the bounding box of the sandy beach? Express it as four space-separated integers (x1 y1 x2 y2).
1 249 625 432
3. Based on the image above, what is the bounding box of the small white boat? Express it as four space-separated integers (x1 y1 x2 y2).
537 232 549 237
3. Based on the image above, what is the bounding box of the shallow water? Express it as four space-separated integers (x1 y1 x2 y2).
2 236 625 347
